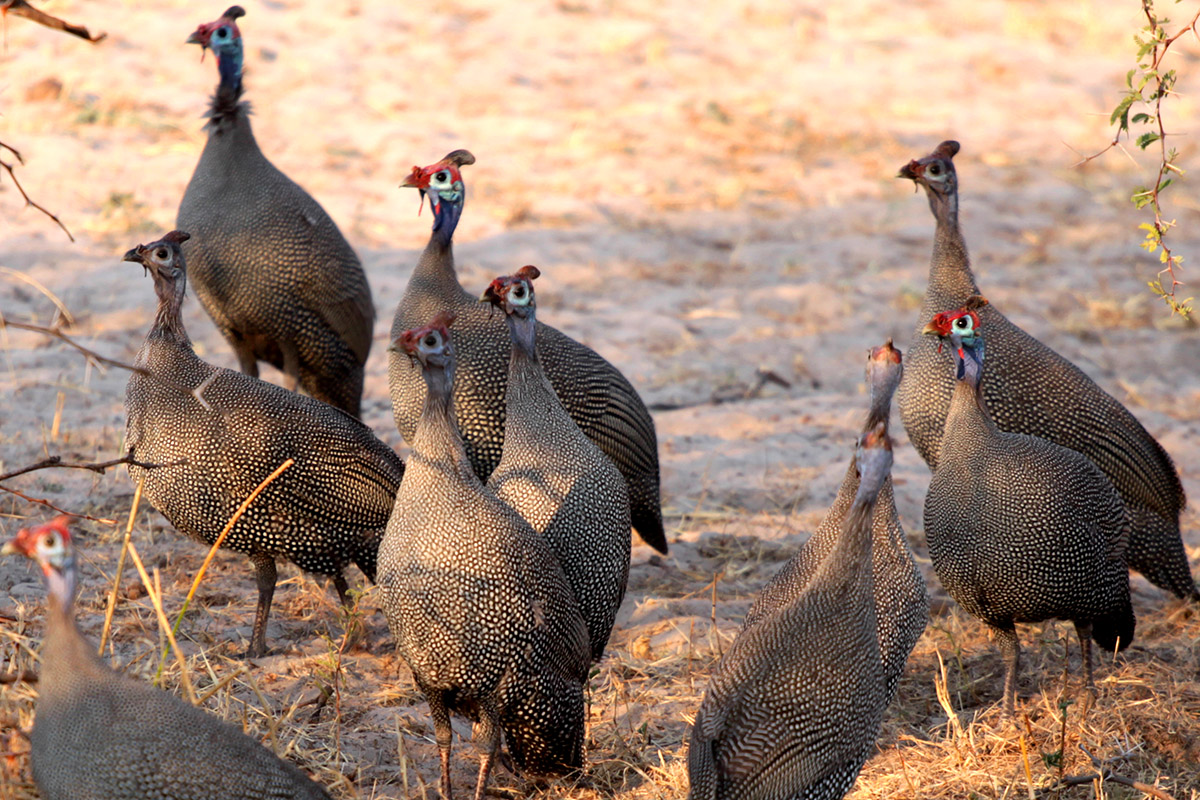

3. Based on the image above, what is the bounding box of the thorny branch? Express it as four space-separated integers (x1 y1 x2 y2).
0 317 216 411
1074 1 1199 316
0 140 74 241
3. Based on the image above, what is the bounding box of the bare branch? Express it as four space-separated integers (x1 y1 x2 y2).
0 318 214 411
1 0 105 42
0 140 74 242
0 484 117 524
0 452 185 483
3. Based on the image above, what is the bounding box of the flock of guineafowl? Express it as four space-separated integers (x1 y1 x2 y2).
3 5 1194 800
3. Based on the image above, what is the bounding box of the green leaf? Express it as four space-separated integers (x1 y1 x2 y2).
1110 95 1137 128
1136 131 1161 149
1131 112 1152 124
1132 188 1154 209
1159 178 1174 193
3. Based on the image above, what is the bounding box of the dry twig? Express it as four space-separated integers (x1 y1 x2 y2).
0 452 183 484
0 141 74 241
0 318 215 411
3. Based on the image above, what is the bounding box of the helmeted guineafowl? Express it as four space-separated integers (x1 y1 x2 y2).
481 265 631 662
896 140 1195 600
2 518 333 800
923 305 1135 716
387 150 667 553
743 340 928 705
378 312 590 800
687 421 896 800
177 6 374 417
123 231 404 658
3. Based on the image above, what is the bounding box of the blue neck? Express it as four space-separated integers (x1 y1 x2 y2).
216 45 243 95
431 197 463 249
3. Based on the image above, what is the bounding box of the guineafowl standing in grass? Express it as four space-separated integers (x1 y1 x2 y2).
922 306 1135 716
387 151 667 553
2 518 333 800
481 266 631 662
743 340 928 704
896 140 1195 601
378 313 590 800
687 420 896 800
123 232 404 658
177 6 374 417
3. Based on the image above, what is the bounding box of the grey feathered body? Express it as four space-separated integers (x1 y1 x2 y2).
178 100 374 417
896 148 1193 599
924 383 1133 635
378 374 591 776
125 326 403 596
389 240 665 552
744 465 927 702
688 499 884 800
31 596 331 800
488 329 631 662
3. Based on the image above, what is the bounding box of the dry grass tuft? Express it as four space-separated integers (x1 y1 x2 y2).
6 499 1197 800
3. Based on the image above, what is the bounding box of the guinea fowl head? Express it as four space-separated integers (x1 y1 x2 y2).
899 141 960 216
401 150 475 240
395 311 456 370
3 516 76 604
187 6 245 86
923 301 985 382
865 339 902 429
481 265 541 318
123 231 191 285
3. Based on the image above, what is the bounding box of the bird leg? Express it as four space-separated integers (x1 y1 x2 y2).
994 625 1021 718
426 691 454 800
333 573 351 607
247 552 277 658
1073 620 1097 711
232 340 260 378
281 342 301 393
472 704 502 800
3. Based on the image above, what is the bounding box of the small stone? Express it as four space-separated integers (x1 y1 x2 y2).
24 78 63 103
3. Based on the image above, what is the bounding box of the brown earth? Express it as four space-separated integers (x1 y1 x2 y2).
2 1 1199 798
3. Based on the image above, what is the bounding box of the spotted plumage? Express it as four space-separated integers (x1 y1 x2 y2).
688 420 897 800
122 232 404 658
387 150 667 553
743 340 928 708
3 519 332 800
896 140 1195 600
481 266 631 661
177 6 374 417
922 308 1135 716
378 313 590 800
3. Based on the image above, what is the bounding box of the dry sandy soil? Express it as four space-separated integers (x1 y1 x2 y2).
2 1 1200 798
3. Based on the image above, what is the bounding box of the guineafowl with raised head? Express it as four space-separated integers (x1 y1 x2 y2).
387 151 667 553
123 232 404 658
379 313 590 800
3 518 333 800
481 265 631 662
177 6 373 417
743 339 927 703
896 140 1194 601
687 421 896 800
923 306 1135 716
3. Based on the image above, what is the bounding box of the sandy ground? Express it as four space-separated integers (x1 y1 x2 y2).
2 1 1200 798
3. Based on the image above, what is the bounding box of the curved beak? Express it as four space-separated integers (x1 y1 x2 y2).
921 319 942 336
0 540 19 556
122 246 145 264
